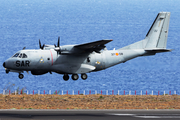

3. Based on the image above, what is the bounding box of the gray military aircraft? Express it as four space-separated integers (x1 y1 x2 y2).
3 12 172 81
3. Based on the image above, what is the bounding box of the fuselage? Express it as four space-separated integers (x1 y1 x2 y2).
4 48 146 75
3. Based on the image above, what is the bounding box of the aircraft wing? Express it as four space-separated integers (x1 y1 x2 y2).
74 40 112 53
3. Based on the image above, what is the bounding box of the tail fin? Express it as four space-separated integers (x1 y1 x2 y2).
144 12 171 52
119 12 171 52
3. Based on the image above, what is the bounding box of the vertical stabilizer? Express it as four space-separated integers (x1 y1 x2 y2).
145 12 170 49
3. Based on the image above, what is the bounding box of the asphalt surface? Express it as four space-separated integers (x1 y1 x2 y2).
0 109 180 120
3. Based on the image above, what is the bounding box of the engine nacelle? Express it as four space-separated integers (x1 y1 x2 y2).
31 70 48 75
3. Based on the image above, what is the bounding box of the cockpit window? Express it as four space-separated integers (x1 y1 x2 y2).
12 53 27 58
22 53 27 58
19 53 22 58
12 53 20 57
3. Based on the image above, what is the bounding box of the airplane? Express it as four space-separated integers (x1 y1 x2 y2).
3 12 172 81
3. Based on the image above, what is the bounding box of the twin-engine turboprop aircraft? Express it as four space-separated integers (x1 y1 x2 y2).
3 12 172 81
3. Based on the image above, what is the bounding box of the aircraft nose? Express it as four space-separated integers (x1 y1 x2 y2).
3 62 5 68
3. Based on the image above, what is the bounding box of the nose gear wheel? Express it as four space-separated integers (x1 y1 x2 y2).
18 74 24 79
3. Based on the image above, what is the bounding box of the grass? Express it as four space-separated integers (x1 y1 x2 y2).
98 96 104 100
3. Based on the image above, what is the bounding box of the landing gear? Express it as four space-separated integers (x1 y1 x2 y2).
72 74 79 80
81 73 87 80
18 74 24 79
63 74 87 81
5 70 9 74
63 74 69 81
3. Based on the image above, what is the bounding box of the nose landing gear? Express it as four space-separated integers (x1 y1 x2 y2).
5 69 10 74
18 74 24 79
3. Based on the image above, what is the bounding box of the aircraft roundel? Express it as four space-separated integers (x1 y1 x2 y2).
115 53 119 56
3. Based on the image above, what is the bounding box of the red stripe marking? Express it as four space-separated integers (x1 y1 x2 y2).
50 50 53 65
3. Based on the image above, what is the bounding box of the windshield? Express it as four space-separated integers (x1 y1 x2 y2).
12 53 20 57
19 53 22 58
12 53 28 58
22 53 27 58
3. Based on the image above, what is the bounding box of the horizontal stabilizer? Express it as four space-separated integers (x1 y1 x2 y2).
145 48 172 53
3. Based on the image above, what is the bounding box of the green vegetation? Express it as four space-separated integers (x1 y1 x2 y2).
97 95 105 100
53 90 60 94
3 82 15 95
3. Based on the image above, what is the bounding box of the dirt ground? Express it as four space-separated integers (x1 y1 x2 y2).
0 94 179 109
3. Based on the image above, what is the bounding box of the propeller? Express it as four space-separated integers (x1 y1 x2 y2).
54 36 61 54
54 36 60 47
39 39 45 50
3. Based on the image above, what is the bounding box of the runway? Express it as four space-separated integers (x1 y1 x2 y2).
0 109 180 120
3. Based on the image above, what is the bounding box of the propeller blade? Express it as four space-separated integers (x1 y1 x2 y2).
42 44 45 49
58 36 61 54
39 39 42 49
58 36 60 47
54 36 61 54
39 39 45 50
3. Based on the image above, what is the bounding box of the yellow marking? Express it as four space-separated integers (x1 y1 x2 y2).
158 19 161 27
40 58 44 63
96 61 101 64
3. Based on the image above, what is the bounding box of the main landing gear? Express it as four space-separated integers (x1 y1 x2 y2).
63 73 88 81
81 73 88 80
63 74 69 81
72 74 79 80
